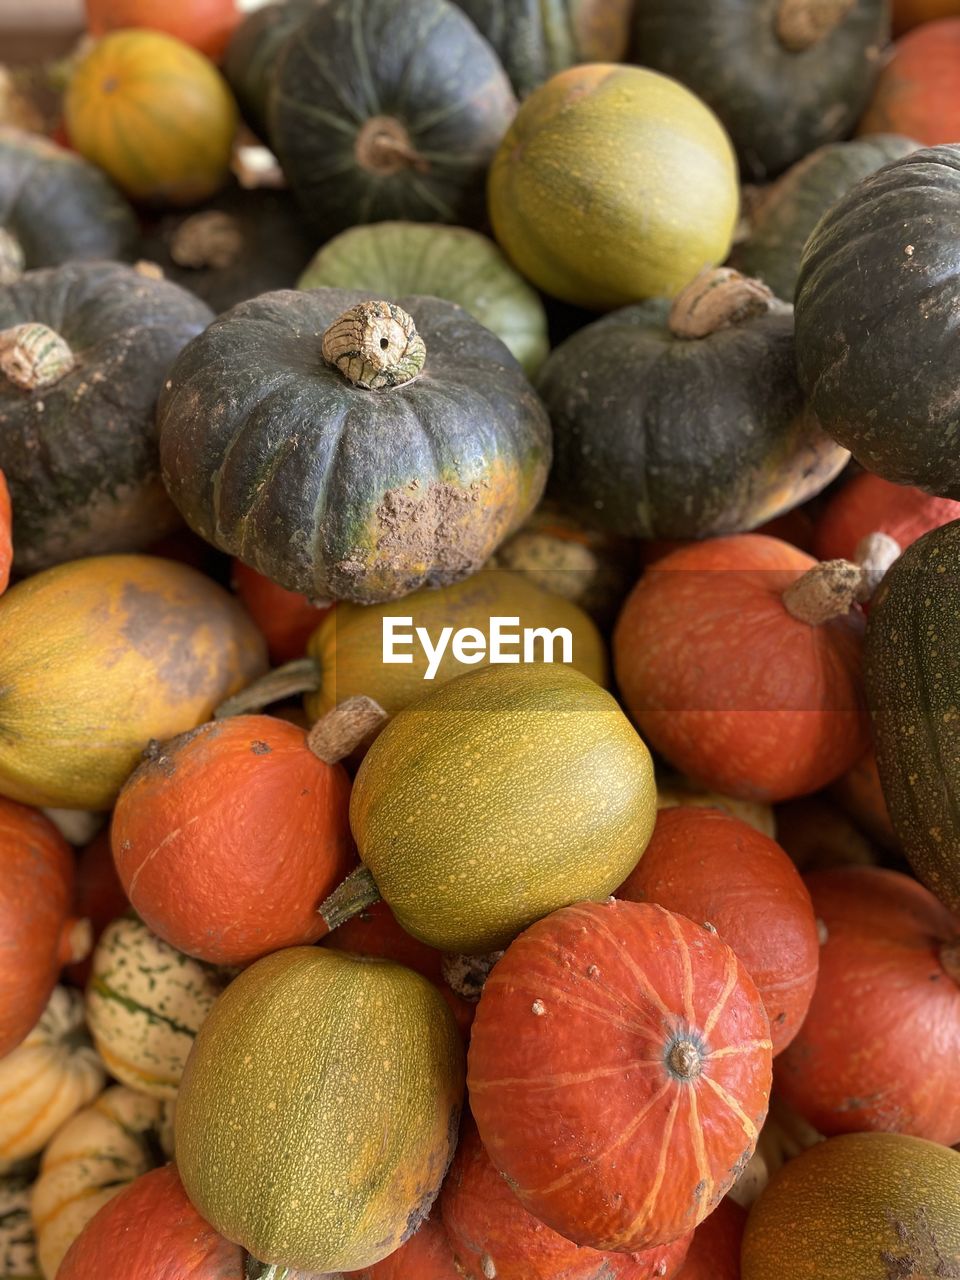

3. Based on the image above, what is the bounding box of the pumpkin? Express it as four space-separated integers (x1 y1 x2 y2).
613 535 870 802
468 899 772 1250
298 223 550 377
0 554 266 811
0 261 213 572
440 1121 694 1280
656 775 777 839
733 136 919 301
813 470 960 564
894 0 960 31
0 989 104 1165
858 21 960 146
346 1213 460 1280
158 289 551 605
536 268 847 539
632 0 889 180
775 867 960 1144
232 560 333 665
773 795 878 872
341 663 656 953
488 64 738 310
85 916 223 1097
84 0 242 59
674 1198 746 1280
57 1164 244 1280
618 806 819 1054
175 946 465 1274
268 0 517 239
829 749 899 850
0 1169 40 1280
0 798 91 1058
795 145 960 496
63 830 129 988
64 30 237 206
222 0 313 139
741 1132 960 1279
30 1085 164 1278
864 521 960 910
111 715 356 966
0 471 9 595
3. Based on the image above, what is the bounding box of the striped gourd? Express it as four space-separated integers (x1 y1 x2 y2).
0 1168 41 1280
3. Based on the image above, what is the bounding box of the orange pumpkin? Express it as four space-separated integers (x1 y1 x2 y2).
674 1198 746 1280
813 471 960 564
346 1214 461 1280
0 471 10 596
84 0 242 59
63 829 129 988
232 560 333 665
893 0 960 32
830 748 899 850
858 20 960 146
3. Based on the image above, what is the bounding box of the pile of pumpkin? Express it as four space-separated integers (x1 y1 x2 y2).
3 0 960 1276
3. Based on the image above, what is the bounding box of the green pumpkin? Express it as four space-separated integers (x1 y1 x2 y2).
175 946 465 1274
298 223 549 376
158 288 551 605
0 262 213 572
632 0 889 179
222 0 314 140
795 144 960 496
268 0 517 239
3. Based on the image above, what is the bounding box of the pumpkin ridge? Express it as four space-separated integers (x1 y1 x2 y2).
0 1070 72 1155
86 975 199 1041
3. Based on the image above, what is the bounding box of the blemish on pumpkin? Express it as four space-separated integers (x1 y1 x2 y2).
250 740 271 755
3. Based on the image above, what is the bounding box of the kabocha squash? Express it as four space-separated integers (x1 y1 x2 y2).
674 1199 745 1280
85 917 222 1097
175 946 465 1274
342 664 656 953
231 560 332 665
0 261 213 572
63 831 129 987
488 64 738 310
0 1169 40 1280
741 1133 960 1279
158 289 551 605
0 555 266 810
269 0 517 239
0 989 104 1165
632 0 889 179
222 0 313 139
64 30 237 205
84 0 242 59
348 1214 460 1280
613 535 869 802
537 268 847 539
467 899 772 1250
814 471 960 563
858 21 960 146
298 223 550 377
795 145 960 496
0 471 9 594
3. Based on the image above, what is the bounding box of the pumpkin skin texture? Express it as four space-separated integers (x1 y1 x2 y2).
859 21 960 146
64 30 238 206
0 554 267 811
269 0 517 240
84 0 242 59
795 145 960 497
814 470 960 563
0 1169 40 1279
618 806 819 1055
175 947 465 1274
232 560 333 665
158 288 551 605
467 899 773 1251
0 261 213 572
346 1213 460 1280
536 295 847 539
632 0 889 180
349 663 657 953
111 716 356 965
613 535 869 803
57 1164 244 1280
488 64 738 310
674 1198 745 1280
741 1132 960 1280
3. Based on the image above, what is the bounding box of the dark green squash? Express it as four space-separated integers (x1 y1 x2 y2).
157 288 551 604
0 128 139 278
0 262 213 573
536 268 848 539
864 519 960 914
222 0 314 141
733 134 919 301
268 0 517 240
795 144 960 497
632 0 890 180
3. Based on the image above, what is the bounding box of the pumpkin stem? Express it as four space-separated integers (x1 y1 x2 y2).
318 865 382 932
355 115 430 177
776 0 856 51
441 950 505 1002
58 917 93 967
322 300 427 390
782 559 864 625
666 1037 704 1081
668 267 780 340
244 1259 290 1280
0 226 25 284
170 211 245 271
307 695 388 764
854 531 902 601
0 323 76 391
214 658 320 719
940 941 960 986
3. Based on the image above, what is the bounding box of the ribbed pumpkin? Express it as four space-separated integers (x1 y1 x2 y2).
30 1086 164 1279
741 1133 960 1279
111 716 356 965
346 1213 460 1280
488 64 738 310
0 470 10 595
64 30 237 205
222 0 313 138
84 0 242 58
343 664 656 953
674 1199 745 1280
468 899 772 1250
0 1169 40 1280
231 561 332 665
618 806 819 1054
63 830 129 988
0 554 266 811
175 946 465 1274
613 535 869 802
858 20 960 146
814 471 960 563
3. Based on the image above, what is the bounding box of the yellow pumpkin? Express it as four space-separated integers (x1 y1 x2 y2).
0 554 267 810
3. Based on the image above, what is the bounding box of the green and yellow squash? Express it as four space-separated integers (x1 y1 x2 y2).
0 1167 41 1279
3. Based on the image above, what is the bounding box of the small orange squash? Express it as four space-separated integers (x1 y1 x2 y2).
231 560 333 665
0 471 10 596
84 0 242 59
858 20 960 147
675 1198 746 1280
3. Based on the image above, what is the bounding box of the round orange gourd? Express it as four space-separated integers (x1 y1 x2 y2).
858 20 960 146
467 899 773 1252
674 1198 746 1280
84 0 241 59
0 471 11 596
232 560 333 665
64 30 237 205
111 714 355 965
813 471 960 564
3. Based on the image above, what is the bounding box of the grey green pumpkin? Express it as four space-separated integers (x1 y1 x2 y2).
222 0 314 140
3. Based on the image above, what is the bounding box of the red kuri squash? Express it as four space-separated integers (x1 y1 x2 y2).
813 471 960 564
84 0 242 59
613 535 869 802
232 559 333 665
674 1198 746 1280
0 471 10 596
858 20 960 146
346 1214 461 1280
63 829 129 987
467 899 773 1252
775 867 960 1145
618 807 819 1055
